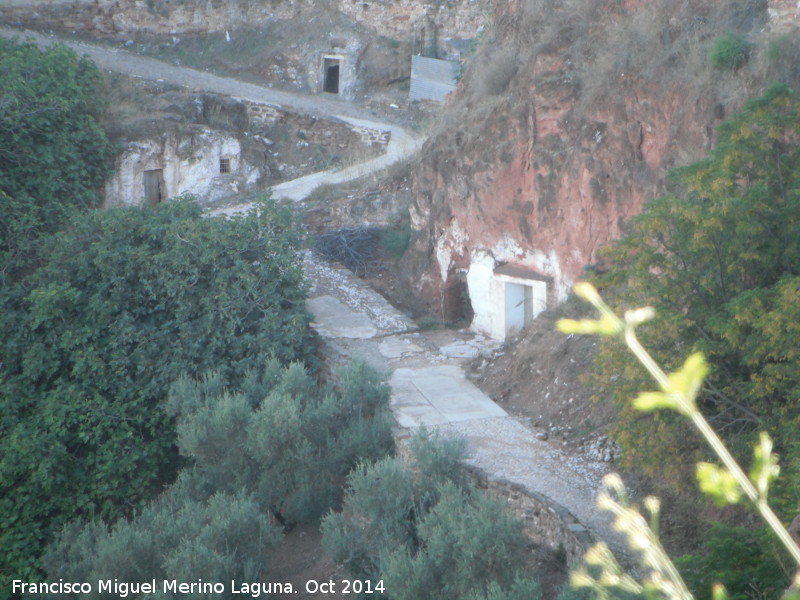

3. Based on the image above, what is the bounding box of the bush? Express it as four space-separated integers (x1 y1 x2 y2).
322 429 539 599
380 224 412 260
466 577 543 600
0 39 112 273
408 425 469 510
382 482 531 600
593 85 800 496
0 196 312 586
676 523 790 600
169 359 394 525
709 33 751 71
575 84 800 599
45 359 394 597
322 457 416 580
44 491 282 600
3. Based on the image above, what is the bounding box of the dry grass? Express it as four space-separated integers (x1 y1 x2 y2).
445 0 798 142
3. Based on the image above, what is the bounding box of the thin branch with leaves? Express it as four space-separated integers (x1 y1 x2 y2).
558 282 800 600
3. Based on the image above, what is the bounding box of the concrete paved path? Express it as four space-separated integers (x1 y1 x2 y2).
303 252 629 561
391 365 507 427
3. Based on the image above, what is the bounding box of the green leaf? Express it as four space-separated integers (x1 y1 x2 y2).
632 392 680 413
662 352 709 415
556 315 623 336
749 432 780 499
712 583 729 600
696 462 742 507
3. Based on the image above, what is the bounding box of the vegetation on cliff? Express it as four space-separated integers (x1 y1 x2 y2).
592 85 800 597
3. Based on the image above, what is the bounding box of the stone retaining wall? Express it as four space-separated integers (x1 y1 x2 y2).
468 467 592 566
394 430 592 567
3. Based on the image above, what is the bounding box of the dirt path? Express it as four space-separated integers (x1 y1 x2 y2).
0 27 407 123
0 26 425 210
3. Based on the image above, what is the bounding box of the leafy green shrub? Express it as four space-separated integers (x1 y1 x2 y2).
409 426 468 485
408 425 469 510
559 284 800 599
592 85 800 498
44 491 282 600
322 429 539 599
0 196 312 586
0 39 112 273
677 523 790 600
44 359 394 596
578 84 800 600
554 584 593 600
709 33 751 71
768 36 790 62
466 577 543 600
169 359 393 525
322 457 416 580
382 482 531 600
380 224 412 260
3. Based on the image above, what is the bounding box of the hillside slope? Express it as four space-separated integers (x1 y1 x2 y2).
400 0 800 323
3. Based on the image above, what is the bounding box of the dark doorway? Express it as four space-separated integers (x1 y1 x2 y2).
143 169 165 206
323 58 340 94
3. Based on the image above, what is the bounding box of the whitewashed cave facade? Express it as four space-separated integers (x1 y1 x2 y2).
104 127 259 208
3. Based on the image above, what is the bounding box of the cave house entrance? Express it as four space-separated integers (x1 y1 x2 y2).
322 56 342 94
494 264 550 336
143 168 165 206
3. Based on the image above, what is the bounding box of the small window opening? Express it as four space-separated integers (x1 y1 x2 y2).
219 157 231 174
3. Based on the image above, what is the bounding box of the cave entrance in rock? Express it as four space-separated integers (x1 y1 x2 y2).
323 57 341 94
143 168 165 206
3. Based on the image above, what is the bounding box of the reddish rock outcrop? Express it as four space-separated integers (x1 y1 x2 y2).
769 0 800 31
401 0 797 330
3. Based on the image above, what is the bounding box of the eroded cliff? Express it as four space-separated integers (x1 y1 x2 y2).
401 0 800 334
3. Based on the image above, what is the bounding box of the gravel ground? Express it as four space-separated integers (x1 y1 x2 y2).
304 251 416 336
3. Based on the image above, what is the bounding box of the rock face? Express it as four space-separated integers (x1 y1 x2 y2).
105 125 255 208
768 0 800 31
400 0 798 337
0 0 296 37
102 87 382 208
0 0 486 44
0 0 489 100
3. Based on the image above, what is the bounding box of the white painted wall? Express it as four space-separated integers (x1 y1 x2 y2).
466 247 552 340
466 250 498 337
104 127 260 208
498 275 547 336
